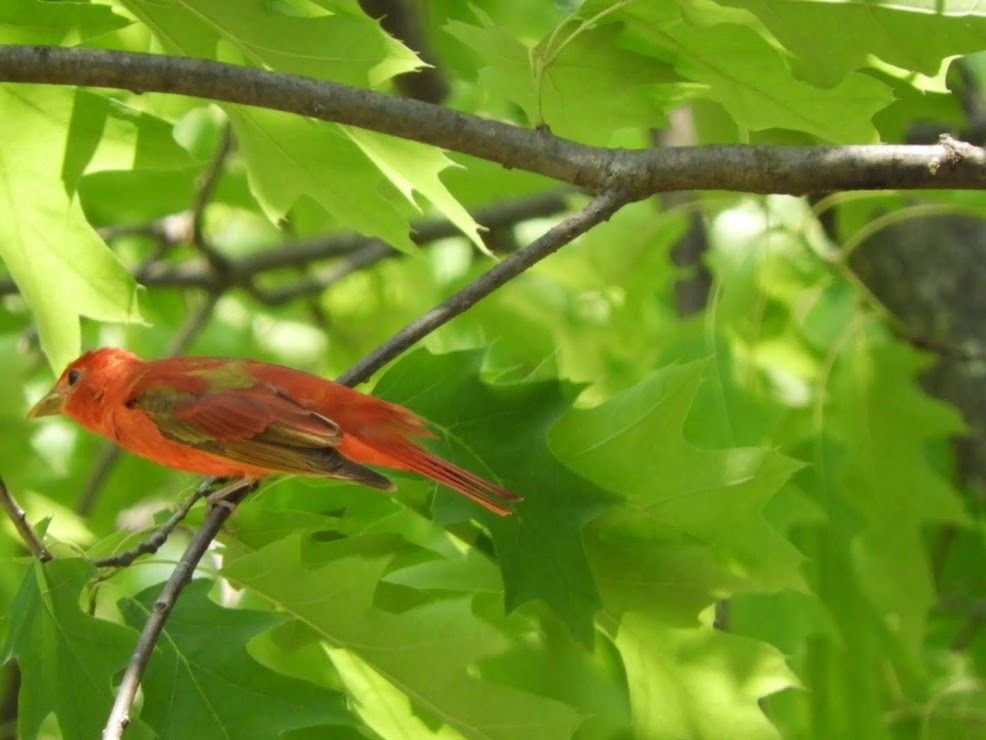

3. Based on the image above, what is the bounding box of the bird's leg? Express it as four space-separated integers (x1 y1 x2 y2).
202 476 234 494
205 477 258 513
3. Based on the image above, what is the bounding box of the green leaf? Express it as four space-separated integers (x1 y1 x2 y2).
344 127 486 255
551 362 806 597
63 89 200 190
0 85 144 371
0 337 40 488
478 613 631 739
122 0 453 254
383 546 503 595
0 0 130 45
446 10 679 144
579 2 892 142
121 0 421 86
326 647 462 739
227 107 419 253
118 579 356 739
719 0 986 88
616 612 796 739
371 349 617 643
824 340 970 652
668 21 890 142
222 534 583 740
1 560 153 740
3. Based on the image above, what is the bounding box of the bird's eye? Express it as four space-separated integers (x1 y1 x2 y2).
67 369 82 386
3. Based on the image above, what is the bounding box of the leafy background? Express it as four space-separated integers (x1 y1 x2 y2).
0 0 983 738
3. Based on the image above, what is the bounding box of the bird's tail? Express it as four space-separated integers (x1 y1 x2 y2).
395 447 522 516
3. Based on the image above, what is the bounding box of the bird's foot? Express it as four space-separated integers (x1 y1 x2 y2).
205 496 238 515
204 478 258 515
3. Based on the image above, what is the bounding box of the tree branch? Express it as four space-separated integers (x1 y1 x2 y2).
338 187 630 386
0 46 982 195
0 476 52 562
102 479 255 740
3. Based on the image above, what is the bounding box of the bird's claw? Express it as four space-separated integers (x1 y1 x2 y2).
205 495 238 515
203 478 257 516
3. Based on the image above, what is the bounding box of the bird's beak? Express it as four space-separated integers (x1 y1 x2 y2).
27 388 66 419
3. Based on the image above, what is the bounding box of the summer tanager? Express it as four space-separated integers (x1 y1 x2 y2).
27 348 521 515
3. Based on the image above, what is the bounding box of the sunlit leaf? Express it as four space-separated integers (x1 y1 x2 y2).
0 86 143 371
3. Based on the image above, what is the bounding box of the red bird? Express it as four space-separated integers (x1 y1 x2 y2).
28 348 521 515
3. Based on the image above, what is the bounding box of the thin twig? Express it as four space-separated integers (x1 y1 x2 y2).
187 125 238 285
75 446 123 517
0 192 572 299
338 187 630 386
102 479 255 740
0 476 53 562
190 124 234 254
259 241 392 305
146 191 572 303
124 220 182 294
77 293 222 515
97 222 170 244
163 293 223 356
240 191 572 273
90 481 212 568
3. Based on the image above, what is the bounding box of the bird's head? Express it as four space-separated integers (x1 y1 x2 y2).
28 347 142 424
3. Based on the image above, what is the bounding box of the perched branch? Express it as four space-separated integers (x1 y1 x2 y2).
0 47 983 195
0 476 53 562
102 479 256 740
90 480 211 568
338 187 630 386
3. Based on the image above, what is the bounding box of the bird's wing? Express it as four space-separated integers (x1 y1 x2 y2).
127 376 393 489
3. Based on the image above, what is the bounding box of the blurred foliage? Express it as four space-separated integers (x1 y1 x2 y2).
1 0 985 738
